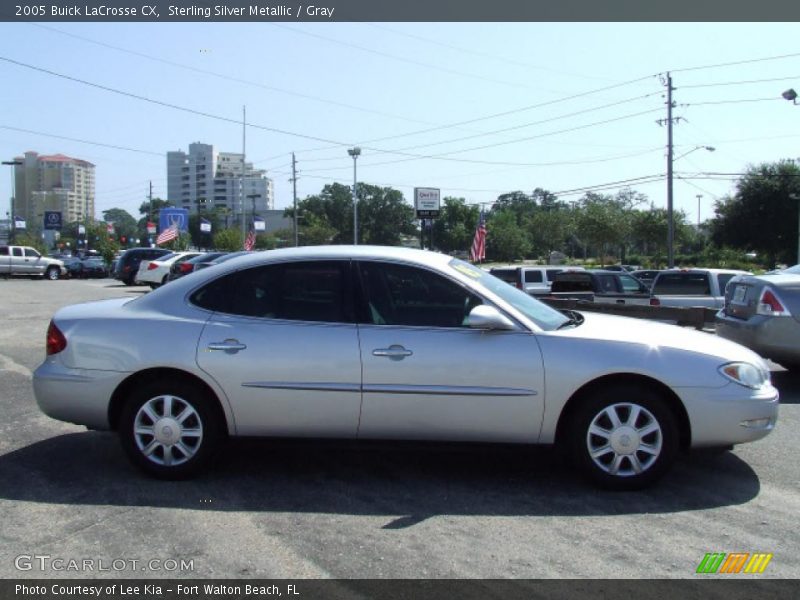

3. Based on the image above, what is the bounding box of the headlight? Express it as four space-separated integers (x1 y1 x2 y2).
719 362 770 389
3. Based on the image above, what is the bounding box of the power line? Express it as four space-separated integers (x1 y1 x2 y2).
680 75 800 89
0 125 163 156
681 97 782 107
669 51 800 74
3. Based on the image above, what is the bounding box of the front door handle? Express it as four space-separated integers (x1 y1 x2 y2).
207 339 247 353
373 345 413 360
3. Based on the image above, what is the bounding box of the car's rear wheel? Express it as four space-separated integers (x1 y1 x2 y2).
119 379 221 479
569 384 678 490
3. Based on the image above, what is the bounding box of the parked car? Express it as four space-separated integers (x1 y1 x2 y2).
114 248 171 286
136 251 202 288
166 252 228 282
193 251 252 271
33 246 778 490
548 270 650 304
0 245 66 280
489 265 582 296
62 257 85 279
81 257 110 279
715 269 800 371
650 268 750 309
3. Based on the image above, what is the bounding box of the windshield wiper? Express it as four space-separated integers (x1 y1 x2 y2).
557 309 585 329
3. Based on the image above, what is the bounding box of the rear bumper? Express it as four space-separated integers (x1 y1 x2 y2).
33 359 129 430
715 312 800 366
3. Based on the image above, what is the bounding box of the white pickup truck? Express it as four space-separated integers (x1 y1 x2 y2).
0 245 66 280
649 268 750 309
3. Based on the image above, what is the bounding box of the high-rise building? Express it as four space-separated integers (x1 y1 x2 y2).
167 142 273 222
12 152 96 227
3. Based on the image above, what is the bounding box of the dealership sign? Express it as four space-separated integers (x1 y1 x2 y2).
43 211 62 230
414 187 440 218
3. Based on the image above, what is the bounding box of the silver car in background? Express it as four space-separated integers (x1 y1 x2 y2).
716 266 800 371
33 246 778 490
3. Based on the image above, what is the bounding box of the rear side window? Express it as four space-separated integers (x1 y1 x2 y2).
191 261 350 323
12 248 22 257
717 273 737 293
619 274 643 293
523 270 543 283
652 273 711 295
597 274 619 293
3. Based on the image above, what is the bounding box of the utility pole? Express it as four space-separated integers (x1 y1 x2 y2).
241 105 247 245
291 152 299 247
657 73 681 268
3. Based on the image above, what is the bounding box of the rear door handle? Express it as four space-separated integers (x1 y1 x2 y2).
373 345 413 360
207 339 247 353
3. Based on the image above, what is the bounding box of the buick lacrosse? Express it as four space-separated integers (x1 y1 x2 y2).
34 246 778 489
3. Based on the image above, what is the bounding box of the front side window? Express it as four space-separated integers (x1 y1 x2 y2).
358 261 482 328
24 248 40 258
191 260 349 323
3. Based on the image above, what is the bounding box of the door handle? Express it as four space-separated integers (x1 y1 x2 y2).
373 345 413 360
616 299 625 304
207 339 247 353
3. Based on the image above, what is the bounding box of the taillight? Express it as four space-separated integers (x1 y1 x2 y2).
516 282 523 289
179 262 194 273
650 298 660 306
757 288 791 317
46 321 67 355
147 262 158 270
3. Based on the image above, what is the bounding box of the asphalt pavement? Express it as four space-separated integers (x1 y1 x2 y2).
0 278 798 579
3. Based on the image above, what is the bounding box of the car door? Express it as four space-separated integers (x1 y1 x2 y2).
195 259 363 437
355 260 546 443
23 247 45 275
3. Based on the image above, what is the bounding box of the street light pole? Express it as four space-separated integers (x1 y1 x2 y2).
348 147 361 245
696 194 703 227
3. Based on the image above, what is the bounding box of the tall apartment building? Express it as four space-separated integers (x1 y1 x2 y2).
13 152 96 227
167 142 273 220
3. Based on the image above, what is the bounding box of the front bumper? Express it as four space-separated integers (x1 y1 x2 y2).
678 382 779 447
33 359 129 430
716 311 800 366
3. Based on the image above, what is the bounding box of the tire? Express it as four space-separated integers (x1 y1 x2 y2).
569 384 679 490
46 266 60 280
119 379 222 479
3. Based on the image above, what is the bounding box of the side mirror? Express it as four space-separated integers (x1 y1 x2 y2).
467 305 516 331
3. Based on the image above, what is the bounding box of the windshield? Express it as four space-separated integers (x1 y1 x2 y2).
448 259 569 330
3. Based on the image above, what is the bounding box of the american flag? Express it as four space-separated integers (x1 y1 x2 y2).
244 229 256 251
469 210 486 262
156 223 179 245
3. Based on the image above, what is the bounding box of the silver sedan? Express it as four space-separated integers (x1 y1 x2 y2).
33 246 778 490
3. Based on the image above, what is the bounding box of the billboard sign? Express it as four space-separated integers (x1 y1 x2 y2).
414 187 440 218
43 211 63 230
158 208 189 233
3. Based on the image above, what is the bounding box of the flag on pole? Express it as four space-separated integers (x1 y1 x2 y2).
469 210 486 262
253 216 266 232
156 222 179 245
200 218 212 233
13 215 26 230
244 229 256 251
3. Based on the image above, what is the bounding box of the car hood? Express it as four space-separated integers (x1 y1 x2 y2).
548 311 766 366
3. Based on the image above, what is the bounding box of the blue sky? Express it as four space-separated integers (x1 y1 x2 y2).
1 22 799 225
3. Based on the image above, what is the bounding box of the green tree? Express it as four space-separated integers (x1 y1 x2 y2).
486 209 531 262
357 184 417 246
432 197 480 253
299 214 337 245
710 160 800 267
102 208 138 244
213 228 243 252
574 193 631 265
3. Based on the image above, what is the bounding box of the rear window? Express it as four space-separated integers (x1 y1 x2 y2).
489 268 518 285
552 273 593 293
652 273 711 295
523 270 543 283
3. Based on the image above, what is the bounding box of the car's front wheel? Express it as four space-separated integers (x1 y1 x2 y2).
569 384 678 490
119 380 221 479
46 266 60 280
